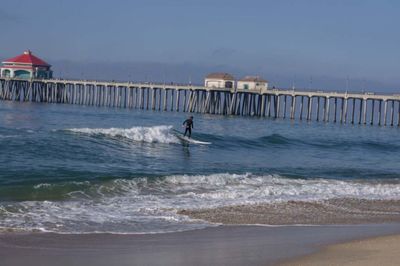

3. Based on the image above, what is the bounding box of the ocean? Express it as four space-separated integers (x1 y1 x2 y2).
0 100 400 233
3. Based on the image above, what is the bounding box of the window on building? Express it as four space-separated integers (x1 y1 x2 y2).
14 70 31 79
225 81 233 88
2 69 11 77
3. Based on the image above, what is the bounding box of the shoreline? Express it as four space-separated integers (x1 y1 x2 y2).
1 224 400 266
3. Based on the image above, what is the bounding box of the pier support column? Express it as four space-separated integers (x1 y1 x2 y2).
316 97 320 121
202 91 210 114
157 88 162 110
390 100 395 126
370 100 375 125
138 87 143 109
260 95 266 117
351 98 356 124
333 98 337 122
130 87 135 108
325 97 330 122
339 98 344 123
362 99 367 125
290 95 296 119
163 89 168 111
343 98 348 124
188 90 193 113
100 85 105 106
141 88 145 109
126 86 130 108
241 93 247 116
322 97 327 122
114 86 118 107
146 87 150 110
176 90 180 112
151 88 156 110
299 96 304 120
383 100 388 126
132 87 136 108
358 99 362 124
267 95 271 117
398 101 400 127
170 89 175 111
283 95 287 119
275 95 280 118
235 93 241 115
378 100 382 126
183 90 187 112
307 96 312 121
229 92 236 115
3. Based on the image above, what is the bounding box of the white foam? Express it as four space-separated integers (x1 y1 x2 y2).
154 173 400 206
66 125 180 144
33 183 52 189
1 173 400 233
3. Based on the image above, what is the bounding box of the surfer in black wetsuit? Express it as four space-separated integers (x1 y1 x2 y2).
182 116 194 138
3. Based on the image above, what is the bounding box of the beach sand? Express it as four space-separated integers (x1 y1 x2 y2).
281 234 400 266
178 199 400 225
1 199 400 265
1 224 400 266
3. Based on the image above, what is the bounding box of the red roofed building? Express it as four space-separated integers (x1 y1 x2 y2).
1 50 53 79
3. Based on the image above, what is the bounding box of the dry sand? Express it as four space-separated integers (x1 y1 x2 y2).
176 199 400 265
1 225 400 266
281 234 400 266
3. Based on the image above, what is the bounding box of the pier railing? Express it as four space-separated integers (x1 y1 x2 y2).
0 77 399 126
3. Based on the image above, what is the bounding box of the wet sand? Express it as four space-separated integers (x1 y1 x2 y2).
281 234 400 266
178 199 400 225
1 224 400 266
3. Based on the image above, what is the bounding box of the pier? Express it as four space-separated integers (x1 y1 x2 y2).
1 77 400 126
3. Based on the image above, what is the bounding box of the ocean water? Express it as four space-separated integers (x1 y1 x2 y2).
0 101 400 233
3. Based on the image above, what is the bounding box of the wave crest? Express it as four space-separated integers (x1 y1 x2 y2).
66 125 179 144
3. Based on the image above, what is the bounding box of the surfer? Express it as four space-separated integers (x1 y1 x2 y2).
182 116 194 138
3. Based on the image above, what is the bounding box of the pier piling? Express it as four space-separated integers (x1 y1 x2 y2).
0 78 399 127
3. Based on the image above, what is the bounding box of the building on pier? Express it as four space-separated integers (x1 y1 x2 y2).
237 76 268 91
0 50 53 79
205 72 235 89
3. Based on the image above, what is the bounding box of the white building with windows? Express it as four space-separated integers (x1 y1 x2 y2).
204 73 235 89
237 76 268 91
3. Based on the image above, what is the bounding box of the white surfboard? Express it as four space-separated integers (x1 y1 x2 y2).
173 130 211 145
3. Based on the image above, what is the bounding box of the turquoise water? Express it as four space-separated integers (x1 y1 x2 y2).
0 101 400 233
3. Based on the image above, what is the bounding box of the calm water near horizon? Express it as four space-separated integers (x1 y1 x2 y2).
0 101 400 233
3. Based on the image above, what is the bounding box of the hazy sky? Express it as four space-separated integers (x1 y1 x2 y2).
1 0 399 91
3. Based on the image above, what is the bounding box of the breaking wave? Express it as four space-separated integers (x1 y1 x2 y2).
66 125 180 144
1 173 399 233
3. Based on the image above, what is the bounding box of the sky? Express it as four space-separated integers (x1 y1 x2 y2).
0 0 399 91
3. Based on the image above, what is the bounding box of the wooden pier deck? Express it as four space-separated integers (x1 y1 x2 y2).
1 77 399 126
